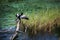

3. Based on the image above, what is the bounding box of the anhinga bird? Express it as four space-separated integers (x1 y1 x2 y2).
16 12 29 32
10 13 29 40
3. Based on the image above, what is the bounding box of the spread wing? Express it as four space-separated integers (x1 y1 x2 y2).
20 15 29 20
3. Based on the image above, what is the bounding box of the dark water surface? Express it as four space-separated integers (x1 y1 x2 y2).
0 26 58 40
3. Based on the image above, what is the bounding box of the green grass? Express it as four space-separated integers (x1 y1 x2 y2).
21 7 60 35
0 0 60 36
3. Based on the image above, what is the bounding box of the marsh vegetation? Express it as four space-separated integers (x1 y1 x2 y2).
0 0 60 40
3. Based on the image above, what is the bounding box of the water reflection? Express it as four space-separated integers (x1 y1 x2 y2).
0 26 58 40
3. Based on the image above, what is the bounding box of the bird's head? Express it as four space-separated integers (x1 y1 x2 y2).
16 13 29 20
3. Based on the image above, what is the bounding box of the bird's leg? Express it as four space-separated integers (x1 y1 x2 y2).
16 19 20 32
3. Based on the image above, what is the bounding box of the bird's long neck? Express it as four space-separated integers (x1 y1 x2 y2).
16 19 21 31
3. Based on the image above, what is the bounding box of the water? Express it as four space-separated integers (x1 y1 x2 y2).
0 26 58 40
